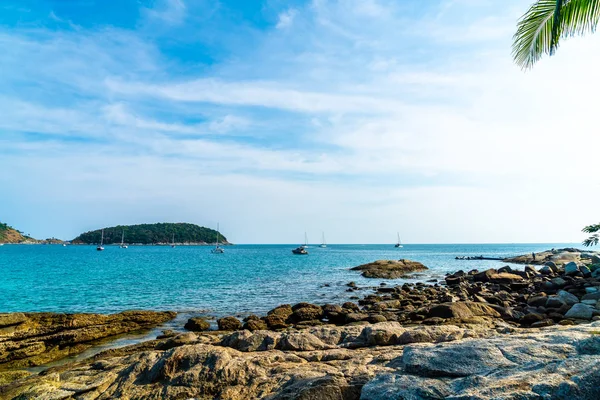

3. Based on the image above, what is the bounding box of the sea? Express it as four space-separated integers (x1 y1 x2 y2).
0 243 582 318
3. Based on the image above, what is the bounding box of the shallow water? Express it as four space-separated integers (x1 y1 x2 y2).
0 243 578 317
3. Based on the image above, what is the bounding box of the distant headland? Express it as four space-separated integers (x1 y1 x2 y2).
0 222 230 245
71 223 230 245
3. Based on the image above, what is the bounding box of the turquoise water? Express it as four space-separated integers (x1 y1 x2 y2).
0 243 579 317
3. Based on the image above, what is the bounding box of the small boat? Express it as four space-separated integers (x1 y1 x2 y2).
120 230 128 249
62 243 66 247
320 232 327 248
395 232 403 248
301 232 309 249
292 246 308 255
211 223 225 254
97 229 105 251
171 233 176 248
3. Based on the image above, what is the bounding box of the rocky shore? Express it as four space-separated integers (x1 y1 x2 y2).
0 311 175 374
2 248 600 399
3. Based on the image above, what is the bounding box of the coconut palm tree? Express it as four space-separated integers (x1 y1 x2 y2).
513 0 600 69
583 223 600 247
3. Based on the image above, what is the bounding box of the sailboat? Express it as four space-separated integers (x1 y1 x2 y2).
395 232 403 248
320 232 327 248
171 233 176 248
120 230 128 249
96 229 105 251
301 232 309 249
211 223 225 254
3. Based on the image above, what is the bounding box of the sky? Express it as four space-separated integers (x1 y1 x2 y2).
0 0 599 244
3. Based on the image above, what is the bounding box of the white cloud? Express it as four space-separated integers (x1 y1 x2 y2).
276 8 297 29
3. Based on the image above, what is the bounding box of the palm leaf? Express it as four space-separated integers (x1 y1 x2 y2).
513 0 600 69
582 223 600 233
583 233 599 247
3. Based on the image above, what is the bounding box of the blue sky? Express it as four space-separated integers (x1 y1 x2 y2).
1 0 599 244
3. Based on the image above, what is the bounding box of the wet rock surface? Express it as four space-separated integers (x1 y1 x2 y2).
0 311 176 371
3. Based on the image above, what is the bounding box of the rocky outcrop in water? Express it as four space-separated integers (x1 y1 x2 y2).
350 259 428 279
3 321 600 399
0 311 176 371
504 247 600 266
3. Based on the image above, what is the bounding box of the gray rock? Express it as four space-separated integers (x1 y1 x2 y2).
401 342 515 377
558 290 580 306
565 262 580 276
565 304 594 320
551 277 568 288
360 374 453 399
581 265 592 277
546 296 567 308
583 292 600 301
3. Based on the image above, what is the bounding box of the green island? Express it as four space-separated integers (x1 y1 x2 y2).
71 223 229 245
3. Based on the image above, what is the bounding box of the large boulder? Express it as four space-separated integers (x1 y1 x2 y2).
350 259 428 279
426 302 501 320
402 341 516 377
184 317 210 332
217 316 242 331
565 304 594 320
289 304 323 323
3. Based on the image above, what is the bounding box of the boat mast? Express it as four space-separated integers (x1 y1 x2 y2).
101 229 104 246
121 230 124 246
216 223 220 247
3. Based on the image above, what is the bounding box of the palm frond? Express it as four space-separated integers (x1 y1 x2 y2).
513 0 600 69
582 223 600 233
583 233 599 247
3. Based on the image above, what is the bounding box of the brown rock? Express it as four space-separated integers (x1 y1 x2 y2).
184 317 210 332
351 259 428 279
217 316 242 331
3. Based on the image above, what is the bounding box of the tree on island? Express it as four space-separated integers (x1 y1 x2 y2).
512 0 600 69
513 1 599 247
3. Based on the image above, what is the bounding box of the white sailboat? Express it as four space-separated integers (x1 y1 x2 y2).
211 223 224 254
301 232 309 249
96 229 105 251
320 232 327 248
171 233 176 248
120 230 128 249
395 232 403 248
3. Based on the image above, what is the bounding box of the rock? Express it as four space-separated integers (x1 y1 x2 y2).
289 304 323 322
583 292 600 301
0 313 27 328
473 269 497 283
527 296 548 307
0 311 176 370
488 273 524 284
360 374 453 400
345 313 369 323
243 319 268 331
581 265 592 277
268 304 293 318
155 333 197 350
531 319 555 328
368 314 387 324
402 341 516 377
520 312 545 325
551 277 568 288
184 317 210 332
546 296 567 308
350 259 428 279
217 316 242 331
221 330 279 352
565 304 594 320
426 302 501 320
558 290 580 306
565 262 580 276
262 314 289 330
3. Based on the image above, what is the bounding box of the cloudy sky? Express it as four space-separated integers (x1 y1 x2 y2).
1 0 598 244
